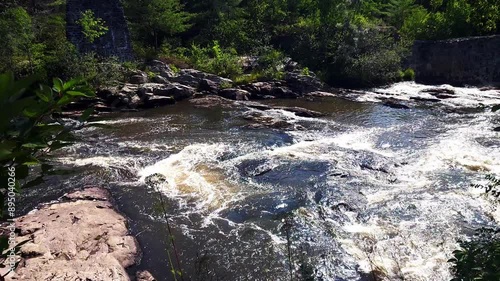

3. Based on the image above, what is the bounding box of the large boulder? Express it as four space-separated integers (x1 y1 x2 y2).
97 84 141 109
198 79 220 94
240 81 298 99
129 72 148 84
284 72 326 94
149 60 175 78
5 188 139 281
153 83 196 101
218 88 251 100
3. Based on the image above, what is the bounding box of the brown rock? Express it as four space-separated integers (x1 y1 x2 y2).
7 188 139 281
136 270 157 281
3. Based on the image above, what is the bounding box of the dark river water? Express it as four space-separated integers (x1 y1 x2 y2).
19 82 500 280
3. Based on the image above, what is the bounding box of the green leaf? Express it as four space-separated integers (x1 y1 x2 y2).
37 84 53 103
0 141 16 161
0 72 14 101
63 78 83 91
79 107 94 122
21 143 48 149
66 90 93 97
23 108 39 118
57 95 73 106
53 78 64 92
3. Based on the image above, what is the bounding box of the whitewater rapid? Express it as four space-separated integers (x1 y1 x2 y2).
49 82 499 281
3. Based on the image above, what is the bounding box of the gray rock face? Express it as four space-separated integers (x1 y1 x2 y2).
6 188 138 281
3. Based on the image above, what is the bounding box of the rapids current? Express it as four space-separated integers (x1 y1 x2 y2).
22 82 500 280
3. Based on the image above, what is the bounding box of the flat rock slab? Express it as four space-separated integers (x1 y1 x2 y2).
6 188 139 281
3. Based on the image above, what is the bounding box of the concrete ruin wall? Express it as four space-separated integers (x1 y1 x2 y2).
411 35 500 86
66 0 133 61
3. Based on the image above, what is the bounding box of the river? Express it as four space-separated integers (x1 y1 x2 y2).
20 82 500 280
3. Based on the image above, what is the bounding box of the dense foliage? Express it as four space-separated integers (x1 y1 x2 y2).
449 228 500 281
0 72 94 268
1 0 499 87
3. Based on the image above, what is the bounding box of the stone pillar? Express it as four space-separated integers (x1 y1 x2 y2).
66 0 134 61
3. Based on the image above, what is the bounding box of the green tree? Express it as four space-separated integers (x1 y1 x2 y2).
0 7 38 74
76 10 109 43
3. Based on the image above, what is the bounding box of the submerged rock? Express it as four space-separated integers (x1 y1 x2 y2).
410 96 441 103
275 106 325 117
143 95 176 108
242 111 291 129
383 100 410 109
6 187 139 281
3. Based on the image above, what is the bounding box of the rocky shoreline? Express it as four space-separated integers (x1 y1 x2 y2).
63 60 332 115
61 60 500 120
3 188 155 281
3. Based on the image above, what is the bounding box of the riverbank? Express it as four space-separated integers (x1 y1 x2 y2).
3 187 155 281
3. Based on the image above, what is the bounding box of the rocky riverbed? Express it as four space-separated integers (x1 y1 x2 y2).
3 61 500 281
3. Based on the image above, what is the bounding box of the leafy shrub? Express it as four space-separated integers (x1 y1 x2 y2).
0 72 95 269
401 68 415 81
59 52 127 88
189 41 242 79
449 228 500 281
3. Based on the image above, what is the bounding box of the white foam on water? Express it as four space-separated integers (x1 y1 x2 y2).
354 82 500 108
335 111 500 280
88 117 151 125
138 143 243 213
